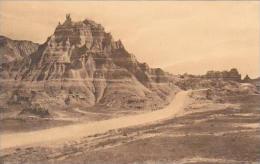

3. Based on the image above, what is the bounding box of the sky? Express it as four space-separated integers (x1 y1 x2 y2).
0 1 259 78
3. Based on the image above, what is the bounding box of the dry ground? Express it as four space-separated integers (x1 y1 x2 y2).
0 104 144 134
1 94 260 164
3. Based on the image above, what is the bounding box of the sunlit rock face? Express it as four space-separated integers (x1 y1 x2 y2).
0 14 178 111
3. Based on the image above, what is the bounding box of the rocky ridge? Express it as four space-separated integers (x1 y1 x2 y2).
0 14 178 114
0 35 39 64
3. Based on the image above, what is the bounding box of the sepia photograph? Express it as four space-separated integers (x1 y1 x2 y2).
0 1 259 164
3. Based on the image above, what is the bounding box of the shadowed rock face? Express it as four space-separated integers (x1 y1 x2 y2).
0 15 178 111
0 36 39 64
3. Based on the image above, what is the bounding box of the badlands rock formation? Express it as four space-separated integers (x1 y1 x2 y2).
176 75 258 102
204 68 242 82
0 35 39 64
0 15 178 113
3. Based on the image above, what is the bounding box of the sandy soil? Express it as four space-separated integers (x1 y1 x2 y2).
0 90 190 149
1 93 259 164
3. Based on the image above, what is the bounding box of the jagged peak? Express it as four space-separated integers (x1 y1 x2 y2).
63 13 72 25
56 14 104 31
66 14 72 21
83 18 104 30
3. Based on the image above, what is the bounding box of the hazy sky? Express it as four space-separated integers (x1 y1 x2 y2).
0 1 259 78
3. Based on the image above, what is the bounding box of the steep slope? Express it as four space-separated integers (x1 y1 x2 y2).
0 35 39 64
0 14 178 114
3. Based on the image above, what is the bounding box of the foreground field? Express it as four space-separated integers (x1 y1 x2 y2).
0 91 188 149
1 94 259 164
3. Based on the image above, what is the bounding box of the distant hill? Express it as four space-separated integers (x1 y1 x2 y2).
0 35 39 64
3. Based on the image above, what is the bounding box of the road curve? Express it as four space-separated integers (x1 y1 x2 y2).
0 90 190 149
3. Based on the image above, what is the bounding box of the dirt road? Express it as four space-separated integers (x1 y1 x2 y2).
0 91 190 149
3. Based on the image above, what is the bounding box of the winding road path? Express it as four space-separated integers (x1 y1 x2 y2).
0 90 190 149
